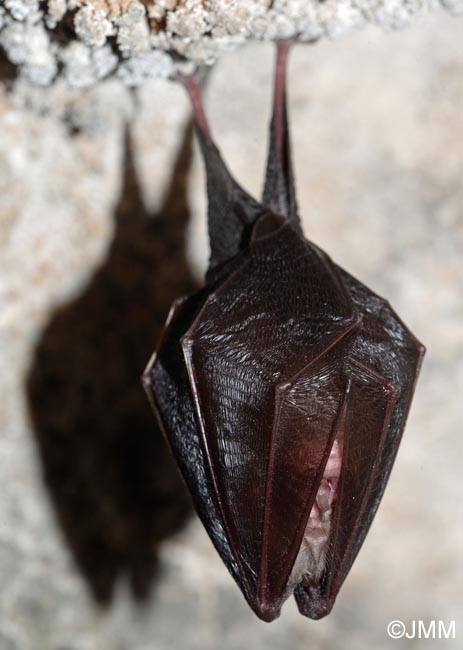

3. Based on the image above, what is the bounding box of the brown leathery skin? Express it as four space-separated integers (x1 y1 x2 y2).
143 43 425 621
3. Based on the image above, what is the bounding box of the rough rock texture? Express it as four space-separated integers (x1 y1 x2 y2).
0 7 462 650
0 0 461 85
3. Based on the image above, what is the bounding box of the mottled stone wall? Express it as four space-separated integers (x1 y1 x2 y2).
0 5 462 650
0 1 462 85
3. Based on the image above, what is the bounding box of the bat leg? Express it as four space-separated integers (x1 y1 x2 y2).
262 41 302 234
182 76 212 144
181 76 264 273
294 358 398 619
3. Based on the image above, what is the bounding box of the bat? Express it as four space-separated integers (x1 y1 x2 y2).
142 41 425 622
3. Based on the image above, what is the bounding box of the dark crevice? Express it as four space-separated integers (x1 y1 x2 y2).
0 47 19 86
45 7 79 47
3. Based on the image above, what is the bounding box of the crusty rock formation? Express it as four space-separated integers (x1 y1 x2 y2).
0 0 462 86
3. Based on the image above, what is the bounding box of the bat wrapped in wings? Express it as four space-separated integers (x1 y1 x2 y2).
143 42 425 622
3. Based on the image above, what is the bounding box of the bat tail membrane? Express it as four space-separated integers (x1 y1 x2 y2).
262 40 302 235
182 76 264 275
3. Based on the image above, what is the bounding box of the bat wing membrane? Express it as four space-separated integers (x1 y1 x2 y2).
142 292 244 591
295 269 424 619
196 134 264 278
258 340 353 614
145 44 425 622
294 358 397 619
181 226 358 617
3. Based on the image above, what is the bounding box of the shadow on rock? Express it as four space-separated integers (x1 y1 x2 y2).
26 123 196 605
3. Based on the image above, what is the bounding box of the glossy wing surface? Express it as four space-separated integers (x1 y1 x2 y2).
182 225 356 599
295 269 424 619
143 292 243 591
260 341 353 609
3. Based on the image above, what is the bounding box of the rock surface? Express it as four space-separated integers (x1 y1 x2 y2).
0 8 462 650
0 1 462 85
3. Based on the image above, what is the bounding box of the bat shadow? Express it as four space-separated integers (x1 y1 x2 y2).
26 121 196 605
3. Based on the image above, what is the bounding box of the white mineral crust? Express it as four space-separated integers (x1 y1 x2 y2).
0 0 461 85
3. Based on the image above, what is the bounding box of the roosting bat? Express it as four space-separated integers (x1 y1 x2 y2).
143 42 425 622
